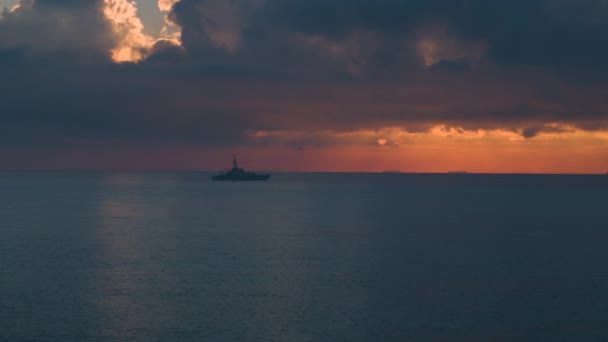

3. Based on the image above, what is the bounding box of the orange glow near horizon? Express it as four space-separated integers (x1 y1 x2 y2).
0 125 606 174
242 125 608 174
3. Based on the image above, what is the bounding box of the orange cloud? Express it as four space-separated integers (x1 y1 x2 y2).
157 0 178 12
103 0 154 62
102 0 181 63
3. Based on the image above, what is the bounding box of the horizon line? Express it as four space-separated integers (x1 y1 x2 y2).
0 168 605 176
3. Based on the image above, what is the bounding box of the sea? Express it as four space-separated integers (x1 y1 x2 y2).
1 171 607 341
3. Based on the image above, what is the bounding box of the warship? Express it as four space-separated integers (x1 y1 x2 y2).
212 155 271 181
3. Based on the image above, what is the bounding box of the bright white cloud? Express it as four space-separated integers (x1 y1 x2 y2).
157 0 178 12
102 0 182 63
103 0 155 62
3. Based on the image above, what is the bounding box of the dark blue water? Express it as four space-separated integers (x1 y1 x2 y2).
1 172 607 341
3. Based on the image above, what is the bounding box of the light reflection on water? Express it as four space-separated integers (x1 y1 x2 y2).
93 173 179 340
1 172 608 341
96 175 145 339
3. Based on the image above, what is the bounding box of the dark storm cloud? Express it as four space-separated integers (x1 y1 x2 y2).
0 62 256 145
296 0 608 68
164 0 608 121
0 0 607 148
521 125 576 139
0 0 111 59
427 59 471 72
0 46 25 64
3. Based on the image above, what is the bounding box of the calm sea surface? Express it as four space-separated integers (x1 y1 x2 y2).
1 172 607 341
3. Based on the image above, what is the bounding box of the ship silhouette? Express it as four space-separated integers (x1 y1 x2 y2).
212 155 271 181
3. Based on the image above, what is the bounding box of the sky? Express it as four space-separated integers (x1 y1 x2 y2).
0 0 607 173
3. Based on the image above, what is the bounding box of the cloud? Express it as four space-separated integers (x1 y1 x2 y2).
0 0 607 152
8 0 34 12
165 0 608 75
157 0 181 44
0 0 183 63
427 59 471 72
158 0 178 12
170 0 263 53
103 0 155 62
102 0 183 62
521 123 577 139
0 0 113 59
